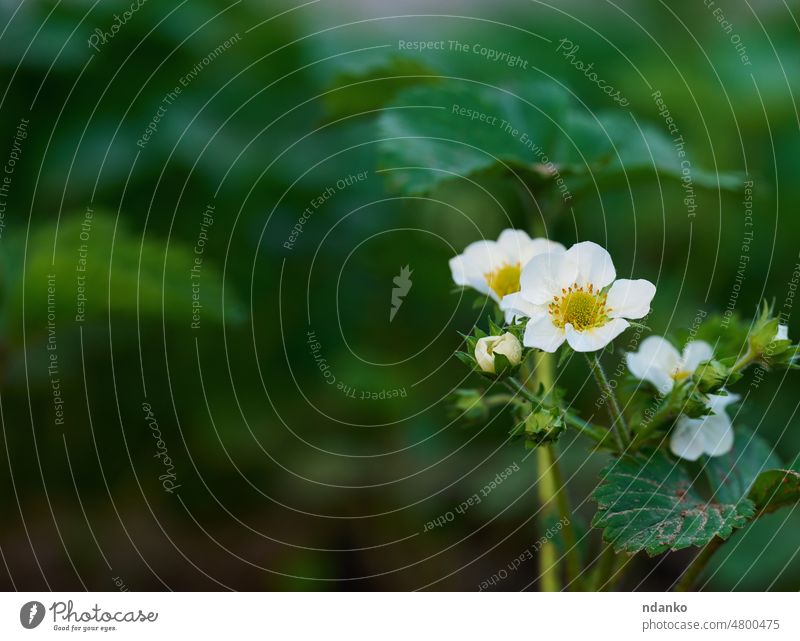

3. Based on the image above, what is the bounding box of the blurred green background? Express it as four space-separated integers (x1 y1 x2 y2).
0 0 798 590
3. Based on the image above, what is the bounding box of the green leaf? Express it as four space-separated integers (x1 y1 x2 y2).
322 56 439 123
377 81 571 195
592 451 754 556
705 428 800 516
580 113 744 190
377 82 743 197
747 469 800 515
705 427 782 504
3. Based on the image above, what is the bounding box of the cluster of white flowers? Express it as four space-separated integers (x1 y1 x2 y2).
450 229 656 353
449 229 788 461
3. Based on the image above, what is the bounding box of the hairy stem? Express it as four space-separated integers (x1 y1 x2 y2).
586 353 630 452
535 445 561 592
524 353 582 591
674 537 723 592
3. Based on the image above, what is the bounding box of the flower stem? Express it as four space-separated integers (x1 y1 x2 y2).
586 353 630 452
674 537 723 591
535 445 561 592
525 352 582 591
591 541 617 591
591 541 633 591
731 347 757 374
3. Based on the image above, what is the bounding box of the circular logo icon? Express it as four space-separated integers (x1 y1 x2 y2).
20 601 45 629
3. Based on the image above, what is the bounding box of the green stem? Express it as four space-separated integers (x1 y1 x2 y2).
731 347 757 374
591 541 617 591
586 353 630 451
524 353 582 591
548 444 581 587
674 538 723 592
535 446 561 592
609 553 635 590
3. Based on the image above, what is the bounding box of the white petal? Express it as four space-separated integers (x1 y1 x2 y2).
707 392 740 414
450 240 503 298
698 413 735 457
626 335 680 393
474 337 497 373
518 251 578 305
566 241 616 289
460 239 501 273
449 255 469 287
495 229 532 262
606 279 656 320
670 418 706 461
519 238 566 265
500 292 544 323
681 340 714 373
775 325 790 341
564 318 630 352
523 315 566 353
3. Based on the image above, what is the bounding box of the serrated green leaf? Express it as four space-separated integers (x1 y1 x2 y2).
592 452 754 556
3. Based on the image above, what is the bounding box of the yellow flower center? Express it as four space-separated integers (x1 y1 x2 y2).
672 369 691 382
484 263 521 299
548 283 611 331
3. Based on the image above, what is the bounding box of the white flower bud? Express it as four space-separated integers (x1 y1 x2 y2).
475 333 522 374
775 325 790 342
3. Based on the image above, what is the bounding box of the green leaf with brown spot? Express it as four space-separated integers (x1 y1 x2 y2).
592 451 754 556
747 469 800 515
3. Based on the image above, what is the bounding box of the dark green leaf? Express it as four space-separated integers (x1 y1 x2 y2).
322 57 439 123
377 82 742 197
747 469 800 515
705 427 782 504
592 452 754 555
377 81 571 195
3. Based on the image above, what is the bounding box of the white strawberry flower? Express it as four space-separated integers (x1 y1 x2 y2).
670 393 739 461
626 335 714 394
501 241 655 353
449 229 565 321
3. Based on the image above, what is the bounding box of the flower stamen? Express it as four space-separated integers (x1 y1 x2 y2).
548 283 611 331
484 262 522 299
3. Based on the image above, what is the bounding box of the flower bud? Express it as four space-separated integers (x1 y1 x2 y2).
692 359 732 394
474 333 522 374
522 407 565 447
749 315 781 356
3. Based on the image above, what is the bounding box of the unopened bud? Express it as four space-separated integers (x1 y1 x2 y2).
475 333 522 375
